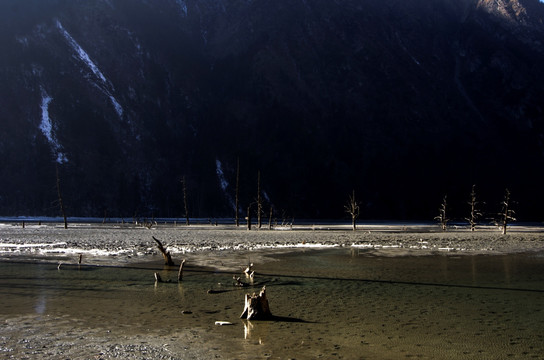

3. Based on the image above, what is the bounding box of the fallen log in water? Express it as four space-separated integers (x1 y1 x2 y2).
240 286 272 320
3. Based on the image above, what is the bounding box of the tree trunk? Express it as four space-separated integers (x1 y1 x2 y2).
235 157 240 227
268 206 273 230
240 286 272 320
257 171 262 229
501 188 515 235
181 176 190 226
56 163 68 229
153 236 175 266
247 204 252 230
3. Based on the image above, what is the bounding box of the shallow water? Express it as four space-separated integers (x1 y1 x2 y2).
1 249 543 359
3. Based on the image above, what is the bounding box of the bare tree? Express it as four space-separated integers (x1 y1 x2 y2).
435 195 448 231
268 205 274 230
500 188 516 235
466 184 482 231
256 171 263 229
235 157 240 227
181 176 189 226
344 190 360 231
55 163 68 229
246 203 252 230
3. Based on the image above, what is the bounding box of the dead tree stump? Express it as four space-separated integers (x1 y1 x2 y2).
240 286 272 320
152 236 175 266
178 259 186 281
154 272 163 283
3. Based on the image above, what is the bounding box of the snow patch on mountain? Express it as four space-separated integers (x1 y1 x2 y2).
56 20 107 84
39 94 54 143
215 159 229 190
56 20 124 118
109 96 124 117
175 0 188 16
39 90 68 164
16 36 29 48
216 159 235 210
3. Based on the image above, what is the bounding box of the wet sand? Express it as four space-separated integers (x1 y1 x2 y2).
0 223 543 359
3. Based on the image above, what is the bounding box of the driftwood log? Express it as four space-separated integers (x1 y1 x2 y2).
240 286 272 320
152 236 175 266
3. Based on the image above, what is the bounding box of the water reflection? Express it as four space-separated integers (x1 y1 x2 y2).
471 256 477 284
35 292 46 314
34 263 49 314
502 256 511 286
440 255 449 281
343 249 544 290
243 320 268 344
243 320 252 339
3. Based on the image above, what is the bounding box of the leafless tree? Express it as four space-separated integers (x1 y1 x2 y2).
435 195 448 231
344 190 360 231
466 184 482 231
235 157 240 227
55 163 68 229
181 176 189 225
268 205 274 230
500 188 516 235
256 171 263 229
246 203 252 230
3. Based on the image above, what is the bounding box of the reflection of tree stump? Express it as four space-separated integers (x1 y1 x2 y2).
240 286 272 320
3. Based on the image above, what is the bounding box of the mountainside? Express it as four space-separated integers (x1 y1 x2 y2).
1 0 544 221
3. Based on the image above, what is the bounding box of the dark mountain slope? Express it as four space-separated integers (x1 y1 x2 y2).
1 0 544 221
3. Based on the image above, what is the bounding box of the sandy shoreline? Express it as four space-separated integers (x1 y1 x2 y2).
1 222 543 269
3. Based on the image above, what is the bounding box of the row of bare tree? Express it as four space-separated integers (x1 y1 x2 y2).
434 186 515 234
54 158 517 233
180 159 289 230
346 185 517 234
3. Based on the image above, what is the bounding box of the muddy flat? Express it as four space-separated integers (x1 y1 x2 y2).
1 222 543 359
